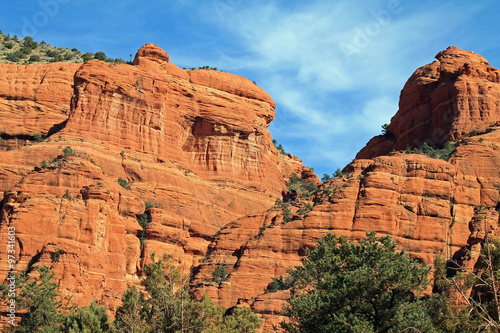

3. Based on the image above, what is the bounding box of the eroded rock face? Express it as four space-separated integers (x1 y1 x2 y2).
1 45 499 331
357 46 500 159
193 131 500 330
62 43 284 193
0 44 304 321
0 62 80 146
190 47 500 331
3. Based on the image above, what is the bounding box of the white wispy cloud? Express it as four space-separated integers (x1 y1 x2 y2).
170 0 485 175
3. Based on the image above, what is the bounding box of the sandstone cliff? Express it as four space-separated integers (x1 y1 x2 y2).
357 46 500 159
1 45 499 331
0 44 306 319
191 47 500 330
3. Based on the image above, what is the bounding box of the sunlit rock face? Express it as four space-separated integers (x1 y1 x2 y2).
0 44 306 324
357 46 500 159
1 45 500 331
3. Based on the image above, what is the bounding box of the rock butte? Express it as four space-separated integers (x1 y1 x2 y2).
0 45 500 331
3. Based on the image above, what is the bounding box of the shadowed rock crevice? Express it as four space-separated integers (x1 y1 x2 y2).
46 119 69 137
0 132 39 141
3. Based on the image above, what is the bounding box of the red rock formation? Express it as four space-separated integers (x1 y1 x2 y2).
357 46 500 159
0 44 304 323
190 47 500 330
193 132 500 330
0 62 80 142
1 45 500 331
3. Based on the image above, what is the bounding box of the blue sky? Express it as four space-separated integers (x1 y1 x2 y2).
2 1 500 177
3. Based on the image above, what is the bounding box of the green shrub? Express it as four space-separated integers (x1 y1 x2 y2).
28 54 40 62
267 275 294 293
118 177 132 190
321 174 331 183
62 146 77 157
274 198 283 208
282 208 292 224
40 160 49 169
51 248 62 263
111 58 127 64
287 173 318 198
49 54 64 62
323 186 333 195
19 46 32 55
63 189 73 200
33 133 43 142
254 224 268 240
23 36 38 49
62 300 111 332
381 123 394 138
82 52 93 61
297 208 307 215
145 201 157 209
411 141 456 161
6 146 13 151
273 139 287 155
5 51 22 62
94 51 107 61
213 263 229 287
137 211 151 246
4 41 13 49
46 49 59 57
334 168 344 177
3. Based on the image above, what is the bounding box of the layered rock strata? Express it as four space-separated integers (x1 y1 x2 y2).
1 45 499 331
357 46 500 159
0 44 305 318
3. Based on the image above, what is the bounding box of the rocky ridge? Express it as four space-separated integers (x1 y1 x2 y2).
1 45 500 331
0 43 307 322
191 46 500 330
357 46 500 159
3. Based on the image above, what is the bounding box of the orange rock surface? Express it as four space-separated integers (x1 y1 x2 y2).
357 46 500 159
0 44 304 323
1 45 500 331
193 132 500 330
0 62 80 142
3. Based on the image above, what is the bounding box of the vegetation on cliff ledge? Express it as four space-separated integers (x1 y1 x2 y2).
0 30 127 64
405 141 457 161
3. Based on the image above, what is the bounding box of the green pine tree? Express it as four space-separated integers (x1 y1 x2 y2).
61 300 112 332
113 253 262 332
277 232 434 333
1 265 74 332
114 285 149 333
